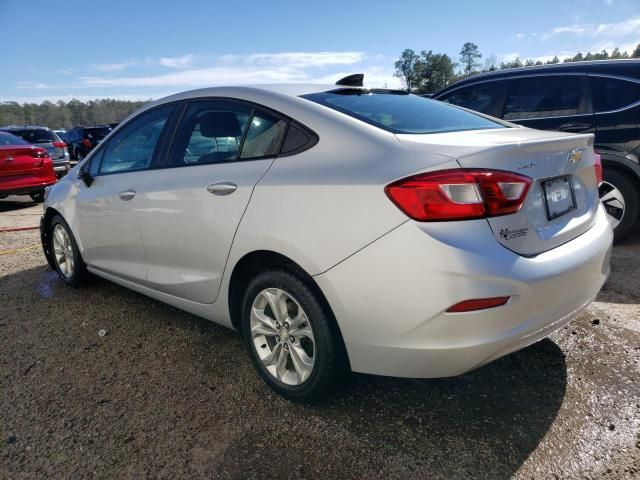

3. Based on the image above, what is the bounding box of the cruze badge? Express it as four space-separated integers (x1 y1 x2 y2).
568 149 583 165
517 161 537 170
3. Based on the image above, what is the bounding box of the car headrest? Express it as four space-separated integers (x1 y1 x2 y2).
199 111 242 138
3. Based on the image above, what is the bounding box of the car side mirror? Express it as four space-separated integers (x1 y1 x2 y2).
79 168 94 187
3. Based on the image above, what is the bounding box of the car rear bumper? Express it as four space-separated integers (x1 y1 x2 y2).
0 181 56 196
314 204 612 378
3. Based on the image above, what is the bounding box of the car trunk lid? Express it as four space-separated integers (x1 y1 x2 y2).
395 127 600 256
0 146 47 176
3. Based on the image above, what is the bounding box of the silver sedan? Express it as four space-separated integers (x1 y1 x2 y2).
41 77 612 400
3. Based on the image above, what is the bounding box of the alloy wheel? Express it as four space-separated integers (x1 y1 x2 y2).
52 224 75 278
250 288 315 386
599 180 625 229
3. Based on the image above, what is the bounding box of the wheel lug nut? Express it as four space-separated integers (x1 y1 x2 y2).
289 336 295 343
284 322 289 330
275 322 281 329
283 344 289 351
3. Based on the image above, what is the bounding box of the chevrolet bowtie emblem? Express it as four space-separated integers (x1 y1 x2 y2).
568 149 583 165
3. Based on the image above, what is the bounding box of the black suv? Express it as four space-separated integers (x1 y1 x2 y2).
434 60 640 241
0 125 70 177
62 126 111 162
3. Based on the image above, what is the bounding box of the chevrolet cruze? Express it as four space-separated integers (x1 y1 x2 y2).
41 75 613 400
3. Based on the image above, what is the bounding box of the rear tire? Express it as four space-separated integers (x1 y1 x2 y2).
241 270 347 401
600 169 639 242
29 191 45 203
49 215 90 287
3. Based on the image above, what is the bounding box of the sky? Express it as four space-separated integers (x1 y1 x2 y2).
0 0 638 103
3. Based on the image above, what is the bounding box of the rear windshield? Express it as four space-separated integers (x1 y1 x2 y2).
301 89 506 134
8 128 58 143
85 127 110 140
0 132 30 146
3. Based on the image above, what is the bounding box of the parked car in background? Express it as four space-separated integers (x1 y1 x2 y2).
41 79 611 400
0 126 70 177
0 131 56 202
53 128 66 137
62 126 112 162
434 59 640 241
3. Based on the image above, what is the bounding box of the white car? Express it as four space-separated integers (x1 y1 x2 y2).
41 75 612 400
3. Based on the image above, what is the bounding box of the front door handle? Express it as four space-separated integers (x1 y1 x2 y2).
558 122 591 133
206 181 237 196
118 189 136 201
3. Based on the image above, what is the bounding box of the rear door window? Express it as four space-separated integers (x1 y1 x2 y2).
240 111 287 159
590 76 640 112
503 76 583 120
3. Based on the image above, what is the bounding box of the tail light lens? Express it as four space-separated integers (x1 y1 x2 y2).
29 149 49 159
593 153 603 184
385 169 532 221
53 141 66 149
82 138 92 148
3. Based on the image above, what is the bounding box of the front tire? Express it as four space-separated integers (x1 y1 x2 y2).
600 169 639 242
49 215 90 287
241 270 347 401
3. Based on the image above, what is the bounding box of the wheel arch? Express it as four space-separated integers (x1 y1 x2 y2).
227 249 350 366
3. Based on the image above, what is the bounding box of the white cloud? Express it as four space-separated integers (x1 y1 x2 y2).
158 54 197 69
17 82 49 89
540 15 640 40
78 51 371 89
94 61 139 72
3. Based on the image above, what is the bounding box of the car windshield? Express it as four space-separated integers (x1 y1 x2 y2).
9 128 58 143
85 127 110 140
0 132 30 146
301 89 506 134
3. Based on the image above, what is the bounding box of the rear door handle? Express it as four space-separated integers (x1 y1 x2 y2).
118 189 136 201
558 122 591 132
206 181 237 196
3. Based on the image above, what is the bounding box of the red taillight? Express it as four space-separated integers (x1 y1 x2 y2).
29 148 49 159
385 169 532 221
446 296 510 313
593 153 603 184
82 138 92 148
53 141 66 149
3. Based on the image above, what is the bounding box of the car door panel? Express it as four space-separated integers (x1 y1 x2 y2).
74 171 147 281
137 159 273 303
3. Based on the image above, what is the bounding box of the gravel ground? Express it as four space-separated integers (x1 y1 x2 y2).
1 196 639 479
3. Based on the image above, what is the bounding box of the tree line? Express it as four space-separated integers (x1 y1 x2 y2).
0 98 150 129
395 42 640 94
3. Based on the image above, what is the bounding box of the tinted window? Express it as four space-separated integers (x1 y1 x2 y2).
99 106 172 174
591 76 640 112
85 127 110 140
240 111 287 159
504 76 582 119
0 132 30 146
281 123 314 154
302 90 505 134
440 81 504 116
9 129 57 143
170 101 252 166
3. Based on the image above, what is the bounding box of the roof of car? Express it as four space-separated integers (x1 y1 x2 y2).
436 59 640 95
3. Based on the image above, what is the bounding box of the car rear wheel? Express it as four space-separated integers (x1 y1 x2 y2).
49 215 90 287
241 270 347 401
600 169 639 242
29 191 45 203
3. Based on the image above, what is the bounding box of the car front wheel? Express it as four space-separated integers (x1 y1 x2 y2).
49 215 90 287
600 169 639 241
241 270 347 401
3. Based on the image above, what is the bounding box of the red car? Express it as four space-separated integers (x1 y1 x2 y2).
0 131 56 202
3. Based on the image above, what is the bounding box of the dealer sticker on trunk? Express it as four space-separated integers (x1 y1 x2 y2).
499 227 529 240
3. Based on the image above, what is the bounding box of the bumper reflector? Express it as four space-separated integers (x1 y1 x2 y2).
447 296 510 313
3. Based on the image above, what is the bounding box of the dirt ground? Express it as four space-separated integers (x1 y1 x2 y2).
1 196 639 479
